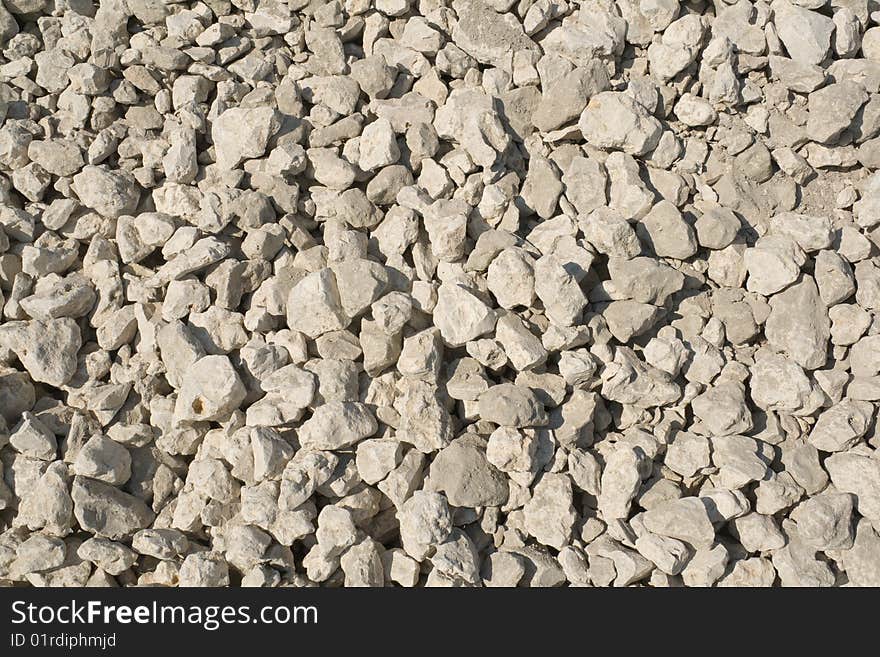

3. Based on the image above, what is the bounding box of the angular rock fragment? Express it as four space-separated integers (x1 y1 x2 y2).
0 0 876 591
524 473 577 550
433 282 497 347
642 498 716 548
0 318 81 387
173 355 247 424
212 106 280 170
299 402 378 451
579 91 663 156
428 435 508 507
71 477 154 541
287 269 350 339
477 384 547 428
764 276 830 370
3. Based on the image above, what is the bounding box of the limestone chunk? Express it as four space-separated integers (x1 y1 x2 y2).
773 0 834 65
744 235 805 296
642 497 716 548
356 439 404 485
533 62 610 132
717 558 777 587
0 318 81 387
212 106 280 170
173 355 247 424
806 81 868 144
452 1 538 70
814 250 855 306
9 412 57 461
607 256 684 305
578 91 663 156
695 205 740 250
603 300 662 343
675 93 717 127
331 259 389 318
750 352 823 416
790 492 854 551
77 538 137 576
179 553 229 587
72 434 131 486
286 269 350 339
299 402 378 451
691 382 753 436
359 118 400 171
841 520 880 586
395 379 454 453
520 155 563 219
487 247 535 309
71 166 140 218
764 276 830 370
808 400 874 453
598 446 645 520
398 490 452 561
534 253 588 327
601 348 681 409
431 529 481 585
634 533 690 576
433 282 497 347
711 435 770 489
341 538 384 587
681 544 729 587
477 384 547 428
825 452 880 524
524 473 577 550
665 432 711 479
16 462 73 536
580 207 641 258
487 427 539 474
729 513 786 553
495 313 547 372
71 477 154 540
768 212 833 253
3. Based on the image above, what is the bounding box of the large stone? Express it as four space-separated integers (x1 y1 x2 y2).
764 276 829 369
71 477 155 541
428 434 508 507
578 91 663 156
212 106 280 169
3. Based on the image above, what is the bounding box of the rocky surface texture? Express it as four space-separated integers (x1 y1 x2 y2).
0 0 878 588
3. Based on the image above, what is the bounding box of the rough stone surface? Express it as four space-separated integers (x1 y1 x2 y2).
0 0 876 591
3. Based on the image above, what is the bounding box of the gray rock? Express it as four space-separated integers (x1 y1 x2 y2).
477 384 547 427
71 477 154 540
579 91 663 156
428 434 508 507
764 276 830 370
642 497 716 548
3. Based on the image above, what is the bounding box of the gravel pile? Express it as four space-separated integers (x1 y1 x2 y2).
0 0 879 588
